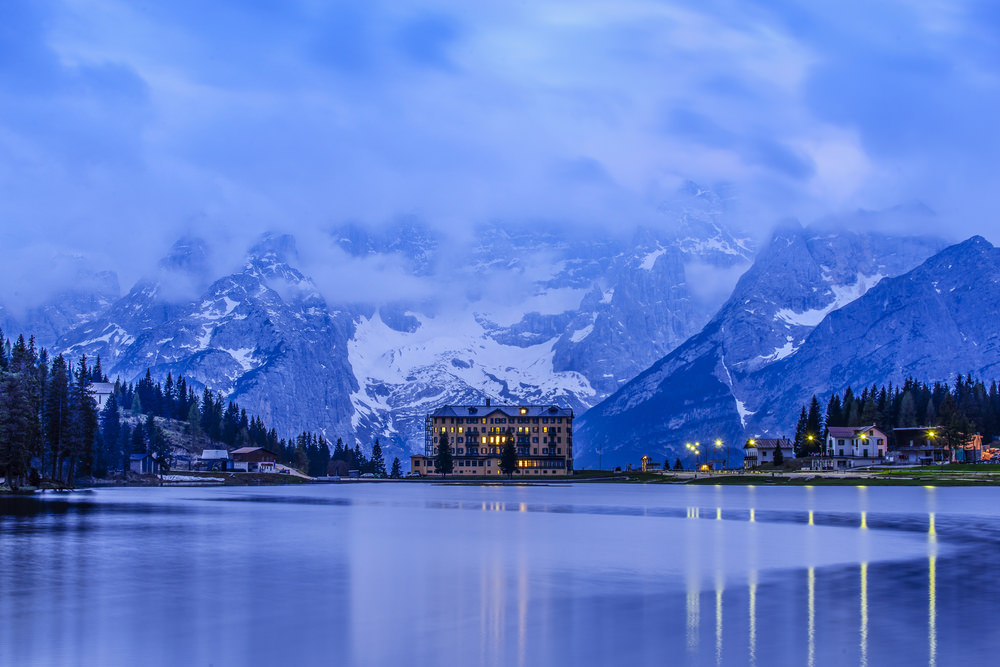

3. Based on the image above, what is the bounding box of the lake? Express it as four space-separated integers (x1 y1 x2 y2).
1 483 997 666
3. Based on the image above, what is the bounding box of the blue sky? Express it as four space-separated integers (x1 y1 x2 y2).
1 0 998 300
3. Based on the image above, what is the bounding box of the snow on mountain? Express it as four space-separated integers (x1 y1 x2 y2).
40 184 754 460
575 222 947 468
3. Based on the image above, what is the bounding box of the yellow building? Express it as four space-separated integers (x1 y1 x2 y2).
410 400 574 477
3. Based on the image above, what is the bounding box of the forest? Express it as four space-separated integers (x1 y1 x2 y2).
792 375 1000 456
0 329 396 489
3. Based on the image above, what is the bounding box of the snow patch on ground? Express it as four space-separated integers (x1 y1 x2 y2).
160 475 224 482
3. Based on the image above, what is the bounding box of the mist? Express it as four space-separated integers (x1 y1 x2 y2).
2 0 998 310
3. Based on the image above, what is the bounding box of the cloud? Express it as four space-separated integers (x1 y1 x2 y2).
1 0 998 308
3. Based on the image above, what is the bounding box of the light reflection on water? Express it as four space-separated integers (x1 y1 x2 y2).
1 485 999 666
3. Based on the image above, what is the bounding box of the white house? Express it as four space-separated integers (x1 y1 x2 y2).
88 382 115 411
811 425 888 470
743 438 794 469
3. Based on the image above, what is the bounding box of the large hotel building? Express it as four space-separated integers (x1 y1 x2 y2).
410 401 574 477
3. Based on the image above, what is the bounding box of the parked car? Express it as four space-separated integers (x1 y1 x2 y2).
405 471 422 478
360 472 375 478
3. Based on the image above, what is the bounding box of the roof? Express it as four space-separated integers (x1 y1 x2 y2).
745 438 792 450
429 404 574 419
200 449 230 459
230 447 277 456
129 453 154 461
828 425 880 438
88 382 115 394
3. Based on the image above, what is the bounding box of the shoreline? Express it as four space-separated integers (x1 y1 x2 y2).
7 467 1000 494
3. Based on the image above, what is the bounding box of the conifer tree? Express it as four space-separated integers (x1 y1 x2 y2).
435 431 453 477
793 407 809 457
806 396 823 452
772 443 784 467
673 458 684 471
370 439 386 477
44 354 71 479
390 457 402 478
500 438 517 479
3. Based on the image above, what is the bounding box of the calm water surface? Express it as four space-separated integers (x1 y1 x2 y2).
1 483 997 666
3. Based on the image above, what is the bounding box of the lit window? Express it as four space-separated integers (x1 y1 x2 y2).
520 407 527 415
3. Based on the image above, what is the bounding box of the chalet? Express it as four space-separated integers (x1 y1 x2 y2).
129 453 162 475
88 382 115 411
892 427 982 464
810 425 887 470
743 438 793 469
231 447 277 473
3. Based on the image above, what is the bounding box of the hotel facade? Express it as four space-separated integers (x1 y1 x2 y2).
410 401 574 477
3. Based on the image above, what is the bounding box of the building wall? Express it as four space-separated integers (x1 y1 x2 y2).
415 406 573 476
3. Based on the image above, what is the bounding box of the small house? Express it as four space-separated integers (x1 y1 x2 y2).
88 383 115 411
810 425 887 470
129 453 162 475
743 438 793 469
198 449 232 471
231 447 278 472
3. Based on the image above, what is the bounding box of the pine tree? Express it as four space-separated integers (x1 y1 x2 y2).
500 438 517 478
673 458 684 471
390 457 402 478
187 402 201 436
44 355 71 480
793 407 808 457
370 439 386 477
352 444 368 472
772 443 784 467
435 431 453 477
806 396 823 453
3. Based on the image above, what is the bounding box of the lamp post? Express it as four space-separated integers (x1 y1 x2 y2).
715 439 725 471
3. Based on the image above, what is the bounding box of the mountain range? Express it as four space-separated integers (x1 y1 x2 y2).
575 231 1000 467
4 185 760 462
5 191 995 469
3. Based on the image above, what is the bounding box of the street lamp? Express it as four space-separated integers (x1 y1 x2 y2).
714 439 725 470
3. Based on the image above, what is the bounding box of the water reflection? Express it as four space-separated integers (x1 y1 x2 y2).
929 511 938 667
3 485 998 666
860 561 869 667
807 567 816 667
748 569 758 667
715 575 724 666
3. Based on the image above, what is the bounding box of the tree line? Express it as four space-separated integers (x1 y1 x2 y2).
793 375 1000 456
0 329 400 488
